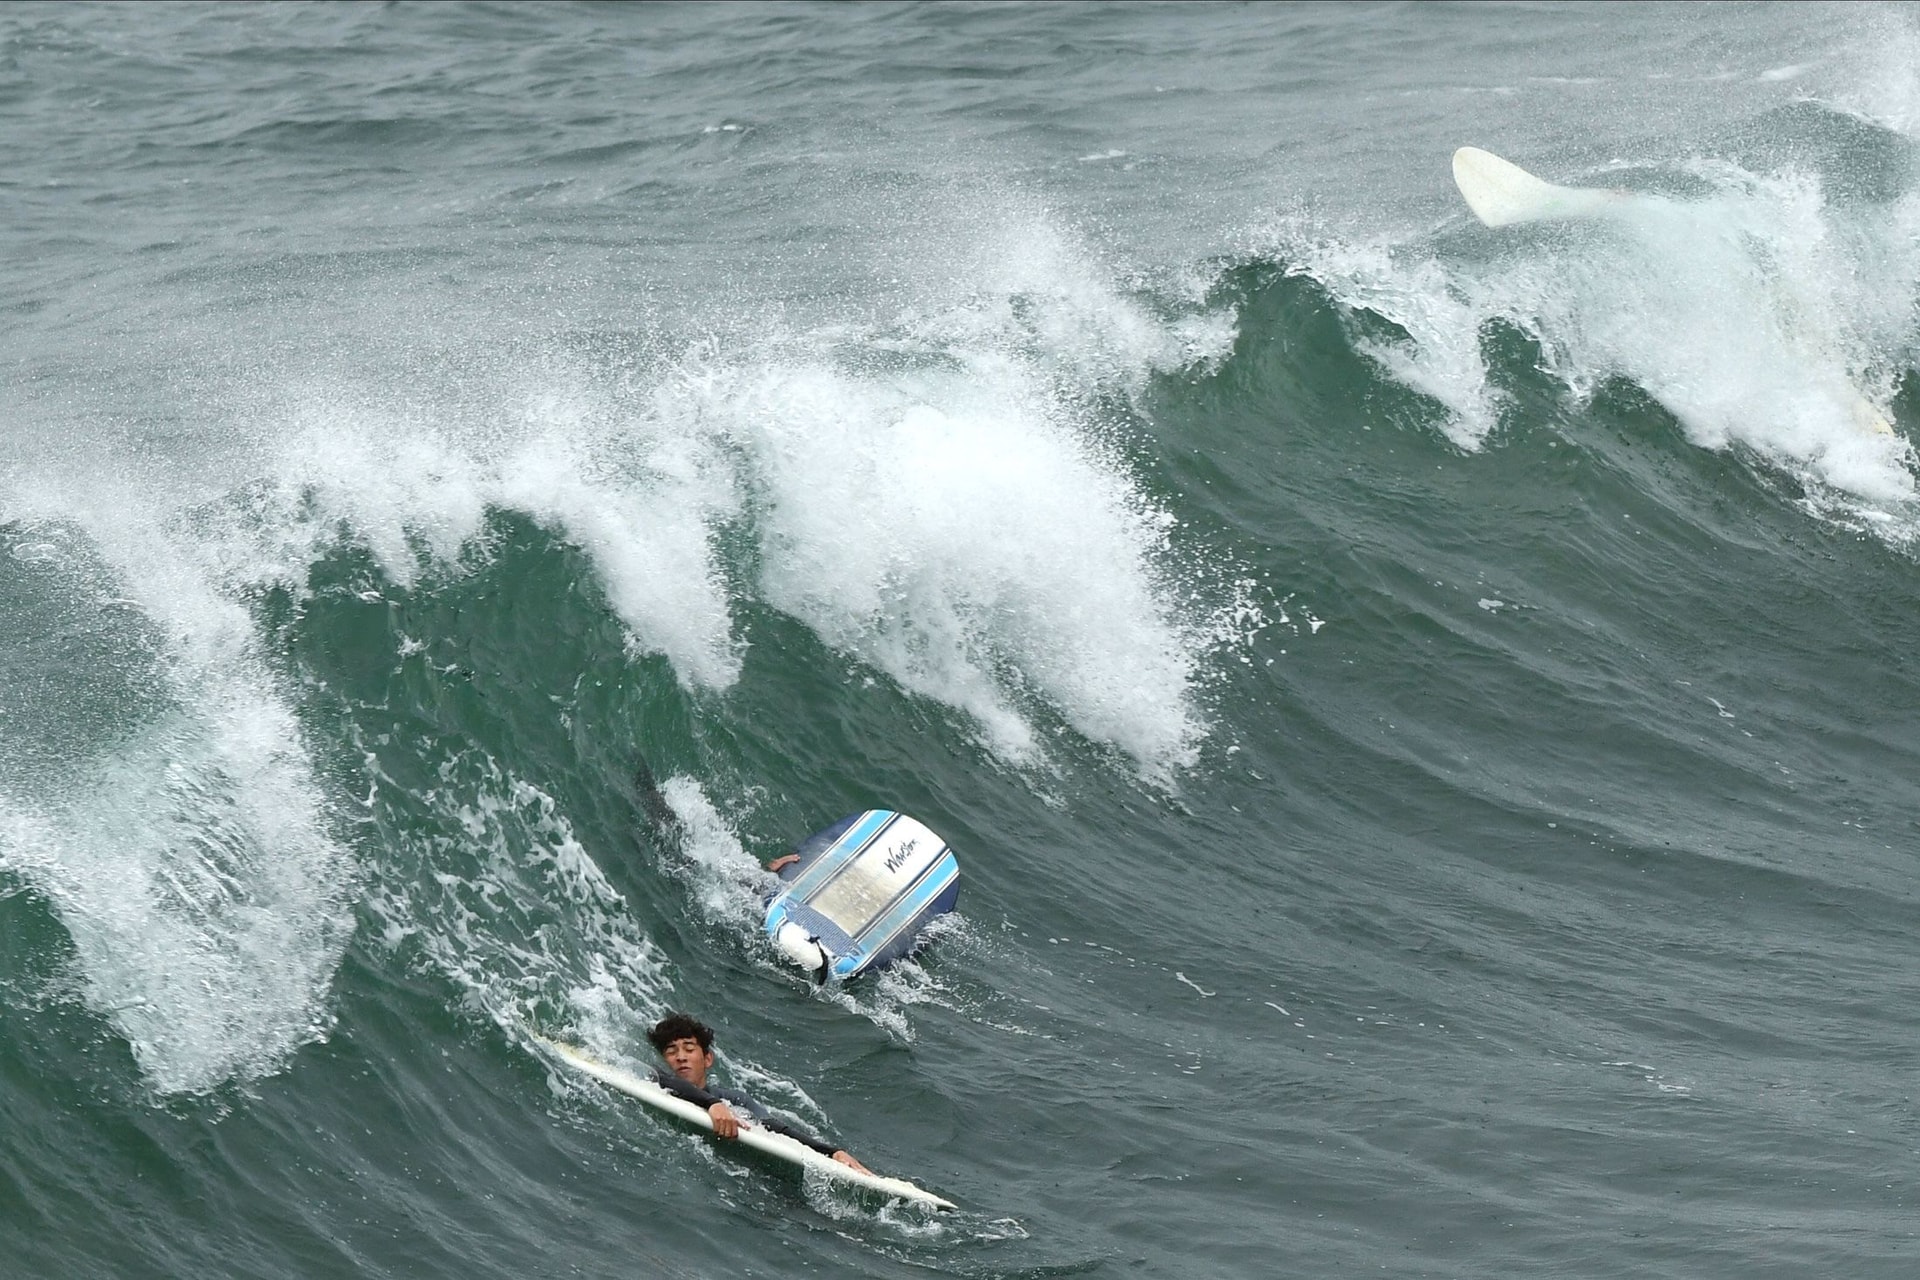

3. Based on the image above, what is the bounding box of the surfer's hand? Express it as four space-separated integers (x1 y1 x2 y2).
832 1150 871 1174
767 854 800 873
708 1102 740 1139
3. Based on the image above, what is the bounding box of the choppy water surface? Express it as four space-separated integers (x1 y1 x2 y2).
4 3 1919 1276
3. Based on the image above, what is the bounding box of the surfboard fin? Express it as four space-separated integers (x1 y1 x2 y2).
1452 147 1626 227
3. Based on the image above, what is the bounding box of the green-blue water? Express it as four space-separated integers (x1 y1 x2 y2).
4 3 1919 1275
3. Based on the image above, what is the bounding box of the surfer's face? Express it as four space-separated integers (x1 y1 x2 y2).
661 1036 714 1087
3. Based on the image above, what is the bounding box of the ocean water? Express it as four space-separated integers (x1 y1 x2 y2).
3 2 1919 1275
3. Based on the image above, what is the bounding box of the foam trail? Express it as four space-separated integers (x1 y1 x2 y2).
654 774 779 934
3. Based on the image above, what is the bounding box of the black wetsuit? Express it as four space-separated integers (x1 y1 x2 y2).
650 1069 842 1157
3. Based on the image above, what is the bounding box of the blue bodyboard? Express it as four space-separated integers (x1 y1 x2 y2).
764 810 960 981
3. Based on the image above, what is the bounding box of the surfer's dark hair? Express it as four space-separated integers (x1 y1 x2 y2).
647 1012 714 1052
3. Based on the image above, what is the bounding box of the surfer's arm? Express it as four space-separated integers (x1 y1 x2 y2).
757 1116 871 1172
651 1070 867 1169
650 1069 746 1137
766 853 800 873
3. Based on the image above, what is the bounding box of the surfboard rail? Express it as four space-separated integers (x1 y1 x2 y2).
529 1032 957 1211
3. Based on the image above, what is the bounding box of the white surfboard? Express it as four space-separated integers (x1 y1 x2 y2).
1451 146 1626 227
530 1033 956 1211
1451 147 1897 439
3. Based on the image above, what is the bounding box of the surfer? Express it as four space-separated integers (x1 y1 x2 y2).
646 1013 872 1174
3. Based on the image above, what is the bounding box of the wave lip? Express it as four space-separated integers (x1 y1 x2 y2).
693 357 1209 777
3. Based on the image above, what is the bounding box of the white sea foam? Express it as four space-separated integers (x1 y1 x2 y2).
892 198 1238 392
242 388 746 690
1499 168 1915 504
250 351 1211 775
1827 7 1920 137
492 422 744 689
655 772 777 935
358 745 670 1049
190 200 1241 780
1281 237 1504 448
648 353 1208 774
0 482 354 1094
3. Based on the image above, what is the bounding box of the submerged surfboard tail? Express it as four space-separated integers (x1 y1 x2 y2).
1452 146 1624 227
